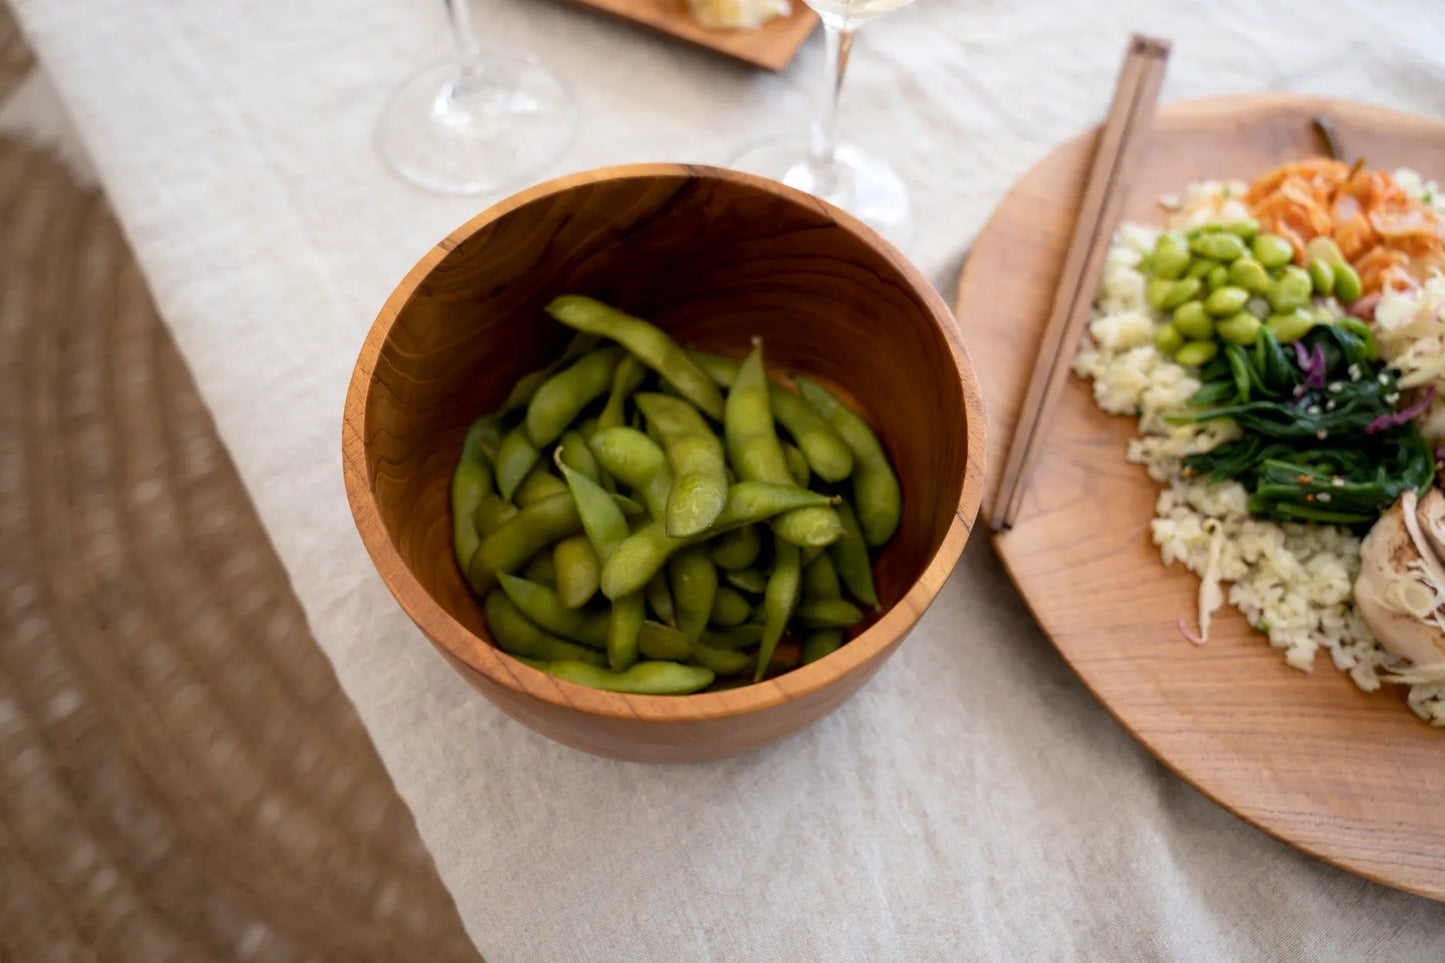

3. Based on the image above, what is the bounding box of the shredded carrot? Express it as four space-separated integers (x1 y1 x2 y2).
1244 158 1445 295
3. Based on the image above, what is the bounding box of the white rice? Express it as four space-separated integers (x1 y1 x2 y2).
1073 187 1445 725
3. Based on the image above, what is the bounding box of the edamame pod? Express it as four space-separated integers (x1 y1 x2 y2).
545 296 725 419
597 354 647 431
689 644 754 678
474 496 518 539
527 658 714 695
495 426 540 502
514 468 570 507
484 592 605 666
452 418 495 570
756 542 801 681
795 378 901 547
589 427 674 522
802 630 845 665
688 350 855 483
557 454 629 565
725 569 768 594
558 430 603 484
802 552 842 600
526 347 623 447
669 548 717 644
635 392 729 537
709 523 761 570
553 533 600 608
726 342 842 548
645 572 677 626
828 500 879 608
783 443 810 488
501 332 602 414
700 623 765 651
609 593 645 671
794 598 864 628
467 493 583 595
708 585 751 627
522 551 556 587
497 572 610 648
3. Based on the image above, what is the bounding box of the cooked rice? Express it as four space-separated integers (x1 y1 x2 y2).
1073 185 1445 726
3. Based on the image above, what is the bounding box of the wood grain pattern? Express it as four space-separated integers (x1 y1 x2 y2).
957 94 1445 900
344 164 985 762
552 0 816 71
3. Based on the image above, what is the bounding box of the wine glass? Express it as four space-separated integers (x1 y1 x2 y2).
732 0 917 243
377 0 578 196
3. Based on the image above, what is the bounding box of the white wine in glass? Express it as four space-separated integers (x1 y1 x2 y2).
732 0 918 243
377 0 578 196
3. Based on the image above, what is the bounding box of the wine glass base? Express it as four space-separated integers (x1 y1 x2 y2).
377 56 577 196
730 140 914 246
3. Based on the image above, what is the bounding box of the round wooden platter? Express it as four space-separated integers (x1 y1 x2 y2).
955 94 1445 902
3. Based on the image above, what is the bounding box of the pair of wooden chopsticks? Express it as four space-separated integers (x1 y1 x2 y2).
989 34 1171 532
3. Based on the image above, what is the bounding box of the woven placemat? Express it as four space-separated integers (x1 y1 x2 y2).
0 12 479 962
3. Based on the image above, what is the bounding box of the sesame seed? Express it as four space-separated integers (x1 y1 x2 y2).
1328 383 1343 393
1326 400 1337 411
1379 373 1391 385
1307 405 1322 415
1316 429 1329 440
1331 477 1345 487
1386 392 1401 404
1316 492 1332 503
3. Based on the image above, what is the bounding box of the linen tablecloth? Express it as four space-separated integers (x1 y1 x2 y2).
9 0 1445 957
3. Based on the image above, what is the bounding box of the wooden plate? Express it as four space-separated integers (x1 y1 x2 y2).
956 94 1445 901
553 0 816 71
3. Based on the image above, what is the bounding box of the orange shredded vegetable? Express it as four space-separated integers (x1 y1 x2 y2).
1243 157 1445 295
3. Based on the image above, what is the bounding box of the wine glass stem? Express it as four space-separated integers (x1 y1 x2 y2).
445 0 484 82
807 18 859 197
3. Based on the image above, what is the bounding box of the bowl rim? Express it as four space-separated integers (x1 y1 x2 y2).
342 162 987 722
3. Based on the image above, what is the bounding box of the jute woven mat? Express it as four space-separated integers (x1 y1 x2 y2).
0 11 480 961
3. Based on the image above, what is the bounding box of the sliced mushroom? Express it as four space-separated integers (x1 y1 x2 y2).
1354 491 1445 669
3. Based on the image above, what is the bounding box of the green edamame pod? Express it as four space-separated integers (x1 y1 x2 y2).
484 591 605 666
558 431 603 484
689 644 753 678
828 501 879 608
726 341 842 548
669 548 717 644
635 392 729 537
597 354 647 431
556 454 630 565
725 569 768 594
475 496 519 539
523 551 556 587
553 533 600 608
802 552 842 600
545 296 725 419
756 542 801 681
497 572 610 648
795 378 901 547
528 658 713 695
802 630 845 665
598 483 837 599
645 572 677 626
467 493 583 595
501 333 602 414
783 443 810 488
708 585 751 627
794 598 865 628
709 523 761 570
526 347 623 447
637 621 691 661
688 350 855 483
514 468 570 507
700 623 765 651
495 426 540 502
589 426 674 523
609 593 645 671
452 418 495 570
473 414 508 464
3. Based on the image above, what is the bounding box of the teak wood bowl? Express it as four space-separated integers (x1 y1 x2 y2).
342 164 986 762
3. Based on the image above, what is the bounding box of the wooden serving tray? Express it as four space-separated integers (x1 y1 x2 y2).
956 94 1445 901
553 0 817 71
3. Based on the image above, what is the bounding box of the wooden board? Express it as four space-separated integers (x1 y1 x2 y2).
955 94 1445 901
553 0 816 71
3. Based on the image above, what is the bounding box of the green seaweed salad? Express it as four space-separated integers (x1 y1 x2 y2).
1170 321 1436 525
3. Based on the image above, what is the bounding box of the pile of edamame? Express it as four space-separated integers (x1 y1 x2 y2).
450 296 900 696
1144 220 1364 367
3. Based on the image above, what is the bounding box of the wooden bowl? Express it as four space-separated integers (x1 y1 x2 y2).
342 164 986 762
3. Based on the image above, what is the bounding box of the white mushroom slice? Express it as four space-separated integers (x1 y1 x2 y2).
1416 488 1445 570
1354 493 1445 670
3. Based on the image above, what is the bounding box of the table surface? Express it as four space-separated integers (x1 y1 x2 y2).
10 0 1445 958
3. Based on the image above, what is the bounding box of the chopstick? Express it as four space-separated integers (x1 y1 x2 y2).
989 33 1171 532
